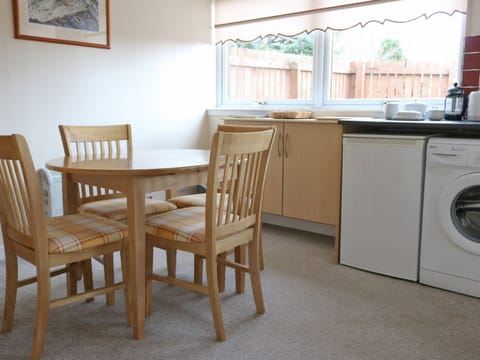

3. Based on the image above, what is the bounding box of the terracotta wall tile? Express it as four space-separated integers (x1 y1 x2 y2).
465 35 480 53
464 88 477 97
462 70 480 87
463 53 480 70
462 37 480 99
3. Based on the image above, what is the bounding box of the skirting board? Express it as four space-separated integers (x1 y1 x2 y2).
262 213 335 237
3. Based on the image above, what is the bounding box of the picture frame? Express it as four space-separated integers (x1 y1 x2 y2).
12 0 110 49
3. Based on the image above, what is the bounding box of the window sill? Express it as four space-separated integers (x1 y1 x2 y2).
207 107 385 119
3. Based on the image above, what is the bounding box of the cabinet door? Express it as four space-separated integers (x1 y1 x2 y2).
224 120 283 215
283 123 342 225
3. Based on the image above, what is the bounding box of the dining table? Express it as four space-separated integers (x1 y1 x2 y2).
46 149 210 339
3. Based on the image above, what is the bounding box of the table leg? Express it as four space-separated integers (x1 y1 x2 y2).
61 173 80 216
127 177 146 339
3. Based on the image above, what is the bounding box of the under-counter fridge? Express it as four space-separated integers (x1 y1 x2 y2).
340 133 428 281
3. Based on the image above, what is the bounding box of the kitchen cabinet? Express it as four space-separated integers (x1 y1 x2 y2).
224 119 343 226
230 120 284 215
283 122 342 225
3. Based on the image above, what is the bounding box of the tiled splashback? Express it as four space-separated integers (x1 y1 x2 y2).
463 35 480 96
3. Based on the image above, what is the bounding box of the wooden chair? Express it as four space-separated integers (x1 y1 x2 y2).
58 124 176 303
0 134 129 360
59 124 176 222
145 125 275 340
166 124 270 287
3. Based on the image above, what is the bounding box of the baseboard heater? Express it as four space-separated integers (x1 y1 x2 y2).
37 168 63 218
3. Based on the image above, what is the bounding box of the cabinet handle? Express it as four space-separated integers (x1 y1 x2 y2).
277 132 283 157
285 133 289 158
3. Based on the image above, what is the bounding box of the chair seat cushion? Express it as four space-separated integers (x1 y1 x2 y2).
47 214 128 254
78 198 177 222
145 207 206 243
167 193 207 208
167 193 231 209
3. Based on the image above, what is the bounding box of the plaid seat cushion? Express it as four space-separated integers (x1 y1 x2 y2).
78 198 177 222
47 214 128 254
167 193 230 209
145 207 206 243
167 193 206 208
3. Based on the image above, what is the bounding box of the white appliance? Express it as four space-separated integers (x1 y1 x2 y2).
467 91 480 121
340 134 428 281
38 168 63 217
420 137 480 297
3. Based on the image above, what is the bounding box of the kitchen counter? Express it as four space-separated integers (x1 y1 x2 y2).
338 117 480 135
223 116 339 124
224 116 480 134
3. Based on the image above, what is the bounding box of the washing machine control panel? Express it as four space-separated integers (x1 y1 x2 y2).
468 147 480 167
427 140 480 169
427 143 468 166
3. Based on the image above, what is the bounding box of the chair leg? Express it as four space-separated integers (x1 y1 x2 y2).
2 250 18 333
120 250 131 326
194 255 203 285
166 249 177 278
81 260 94 303
66 263 78 297
31 268 51 360
75 261 83 280
259 226 264 271
217 253 226 292
234 245 246 294
103 254 115 305
248 241 265 314
145 242 153 317
206 256 225 341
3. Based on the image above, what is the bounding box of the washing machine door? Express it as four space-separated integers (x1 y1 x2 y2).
439 173 480 254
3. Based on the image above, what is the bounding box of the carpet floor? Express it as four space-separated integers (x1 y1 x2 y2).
1 224 480 359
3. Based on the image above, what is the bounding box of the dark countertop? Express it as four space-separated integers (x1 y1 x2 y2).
338 117 480 135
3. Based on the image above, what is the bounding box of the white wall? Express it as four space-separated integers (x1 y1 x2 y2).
0 0 216 169
467 0 480 36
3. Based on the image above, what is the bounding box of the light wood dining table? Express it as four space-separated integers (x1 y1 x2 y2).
46 149 210 339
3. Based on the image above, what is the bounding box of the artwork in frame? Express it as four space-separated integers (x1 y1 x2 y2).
12 0 110 49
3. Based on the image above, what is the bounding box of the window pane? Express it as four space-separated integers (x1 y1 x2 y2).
225 34 314 102
328 12 465 100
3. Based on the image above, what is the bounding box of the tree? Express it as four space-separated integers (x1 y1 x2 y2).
234 34 313 56
376 39 406 61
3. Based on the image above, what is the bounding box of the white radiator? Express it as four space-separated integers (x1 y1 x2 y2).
37 168 63 217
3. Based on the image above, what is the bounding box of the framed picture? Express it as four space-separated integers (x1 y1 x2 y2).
12 0 110 49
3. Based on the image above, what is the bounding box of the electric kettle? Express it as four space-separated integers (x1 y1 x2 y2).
444 83 467 120
467 91 480 121
384 101 399 119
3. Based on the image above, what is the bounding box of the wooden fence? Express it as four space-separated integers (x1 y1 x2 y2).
228 47 312 100
228 47 457 100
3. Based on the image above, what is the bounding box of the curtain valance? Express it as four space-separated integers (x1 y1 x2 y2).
214 0 467 44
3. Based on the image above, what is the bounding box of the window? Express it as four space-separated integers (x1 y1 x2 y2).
217 11 465 108
220 34 315 104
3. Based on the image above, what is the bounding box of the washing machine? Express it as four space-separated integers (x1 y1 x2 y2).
420 137 480 297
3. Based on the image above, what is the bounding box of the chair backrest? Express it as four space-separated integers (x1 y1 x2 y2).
0 134 48 257
205 125 275 247
59 124 132 157
58 124 133 204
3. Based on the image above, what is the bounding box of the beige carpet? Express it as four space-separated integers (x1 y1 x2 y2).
1 224 480 360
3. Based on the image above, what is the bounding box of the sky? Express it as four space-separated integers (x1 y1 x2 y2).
334 11 465 63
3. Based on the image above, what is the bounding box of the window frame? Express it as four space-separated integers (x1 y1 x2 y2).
216 17 465 111
216 38 318 109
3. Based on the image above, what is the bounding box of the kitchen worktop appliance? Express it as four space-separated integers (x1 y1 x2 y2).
467 91 480 121
420 137 480 297
340 133 428 281
444 83 467 120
